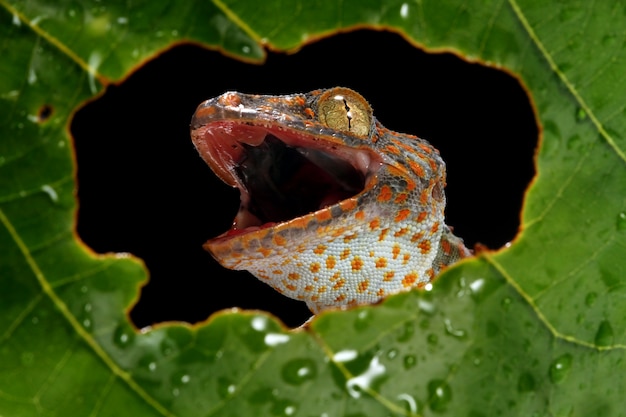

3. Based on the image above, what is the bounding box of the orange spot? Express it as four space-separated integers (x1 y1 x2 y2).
258 247 272 257
418 240 432 254
330 271 341 281
392 244 401 259
333 279 345 290
408 160 425 177
273 234 287 246
339 198 358 211
377 185 393 202
420 189 429 205
402 272 418 287
375 258 387 268
411 232 424 242
272 270 283 275
403 253 411 264
384 144 401 155
427 268 435 280
394 227 409 237
378 228 389 241
394 193 408 204
383 271 395 281
310 263 321 273
288 272 300 281
405 179 416 191
357 280 369 293
318 286 327 293
304 107 315 117
330 226 347 237
326 256 336 269
441 239 452 255
415 212 428 223
343 233 358 243
377 288 385 297
313 244 327 255
351 257 364 271
315 209 332 222
304 285 314 292
340 248 351 260
369 218 380 230
354 210 365 221
311 295 319 302
286 283 297 291
394 209 411 222
431 222 440 234
334 294 346 303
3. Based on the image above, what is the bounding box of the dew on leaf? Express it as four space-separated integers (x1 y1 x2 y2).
113 327 134 348
427 379 452 412
517 372 536 393
346 355 386 398
501 297 512 310
281 358 318 385
585 292 598 307
354 309 372 331
217 376 236 399
396 321 415 342
264 333 290 346
41 184 58 203
333 349 358 363
403 355 417 369
444 318 467 339
549 353 573 384
427 333 438 346
386 348 398 360
575 107 587 121
251 316 268 331
595 320 614 347
396 392 418 414
616 212 626 231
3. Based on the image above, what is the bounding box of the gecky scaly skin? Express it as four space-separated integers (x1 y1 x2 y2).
191 87 471 313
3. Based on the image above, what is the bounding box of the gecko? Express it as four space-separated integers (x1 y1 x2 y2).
191 87 471 314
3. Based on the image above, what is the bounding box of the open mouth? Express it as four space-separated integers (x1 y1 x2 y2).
191 122 381 239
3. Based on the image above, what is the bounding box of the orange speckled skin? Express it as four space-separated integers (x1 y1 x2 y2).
191 88 471 313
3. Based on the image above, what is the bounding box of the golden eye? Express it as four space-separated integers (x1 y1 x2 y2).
317 87 372 138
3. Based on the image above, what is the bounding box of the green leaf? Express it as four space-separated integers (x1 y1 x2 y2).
2 1 625 416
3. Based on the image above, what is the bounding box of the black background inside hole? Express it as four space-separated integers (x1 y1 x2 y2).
72 30 537 329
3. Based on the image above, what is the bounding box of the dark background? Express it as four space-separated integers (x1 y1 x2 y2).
72 30 537 329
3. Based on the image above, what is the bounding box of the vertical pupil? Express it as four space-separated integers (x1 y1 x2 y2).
342 99 352 130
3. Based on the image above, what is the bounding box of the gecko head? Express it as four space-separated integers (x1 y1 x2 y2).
191 88 448 312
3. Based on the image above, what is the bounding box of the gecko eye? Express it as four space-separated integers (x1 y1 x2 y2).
318 87 372 138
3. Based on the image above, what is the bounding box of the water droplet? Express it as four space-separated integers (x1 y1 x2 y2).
333 349 358 362
41 184 58 203
160 338 176 357
80 286 88 293
501 297 512 310
595 320 614 347
251 316 268 331
396 321 415 342
427 379 452 412
427 333 438 346
148 362 157 372
549 353 572 384
281 358 318 385
264 333 290 346
575 107 587 121
386 348 398 360
346 355 386 398
172 388 180 397
517 372 536 392
113 324 135 348
217 377 237 399
354 309 373 331
444 319 467 338
567 135 582 150
418 299 435 315
585 292 598 307
31 316 39 325
242 45 251 54
396 392 418 414
403 355 417 369
617 212 626 231
399 3 409 19
271 399 297 416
